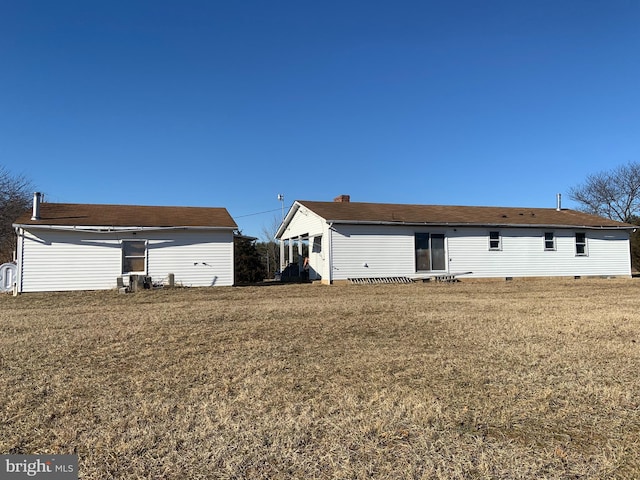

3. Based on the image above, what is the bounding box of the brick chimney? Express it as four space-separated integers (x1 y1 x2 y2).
334 194 350 203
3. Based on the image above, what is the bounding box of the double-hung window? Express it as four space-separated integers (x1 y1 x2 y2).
489 231 501 251
575 232 587 256
122 240 147 274
544 232 555 251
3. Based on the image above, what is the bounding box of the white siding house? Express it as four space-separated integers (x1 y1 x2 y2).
276 195 634 284
13 194 237 292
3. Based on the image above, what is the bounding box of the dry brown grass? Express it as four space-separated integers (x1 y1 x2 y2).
1 279 640 479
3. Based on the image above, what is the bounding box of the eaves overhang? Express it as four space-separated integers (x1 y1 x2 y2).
13 224 237 233
324 219 636 230
275 202 301 239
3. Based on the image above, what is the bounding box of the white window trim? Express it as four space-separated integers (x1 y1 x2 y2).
575 232 588 257
414 232 447 272
488 231 501 251
544 232 556 251
122 239 148 274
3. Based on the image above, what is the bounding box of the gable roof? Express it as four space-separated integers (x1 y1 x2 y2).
14 203 237 229
285 200 634 231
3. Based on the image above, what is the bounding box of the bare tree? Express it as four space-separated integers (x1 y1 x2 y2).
569 161 640 223
257 215 282 278
0 166 33 263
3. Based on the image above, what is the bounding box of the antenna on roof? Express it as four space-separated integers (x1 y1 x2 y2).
277 194 285 221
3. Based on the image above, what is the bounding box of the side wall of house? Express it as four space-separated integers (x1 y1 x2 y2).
279 206 328 280
329 224 415 280
280 205 326 239
17 228 234 292
18 229 122 292
328 224 631 280
146 230 234 287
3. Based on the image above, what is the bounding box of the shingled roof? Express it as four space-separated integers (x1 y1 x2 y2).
295 200 634 229
14 203 237 229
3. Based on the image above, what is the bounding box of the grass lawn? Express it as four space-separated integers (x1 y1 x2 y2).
1 279 639 479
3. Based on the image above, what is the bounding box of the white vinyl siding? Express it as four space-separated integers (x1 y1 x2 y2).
280 206 325 239
19 230 122 292
325 225 630 281
448 228 629 278
330 225 426 280
307 235 324 281
147 230 234 287
17 228 234 292
279 205 329 280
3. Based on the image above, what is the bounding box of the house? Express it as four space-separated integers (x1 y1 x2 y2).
275 195 635 284
13 193 238 292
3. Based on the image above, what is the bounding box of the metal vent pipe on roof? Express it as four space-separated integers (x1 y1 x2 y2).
31 192 42 220
556 193 562 211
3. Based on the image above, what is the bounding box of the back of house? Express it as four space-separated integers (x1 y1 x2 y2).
13 194 238 292
276 195 634 284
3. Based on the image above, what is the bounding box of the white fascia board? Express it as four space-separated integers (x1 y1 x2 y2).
324 220 635 230
275 202 301 239
12 224 236 233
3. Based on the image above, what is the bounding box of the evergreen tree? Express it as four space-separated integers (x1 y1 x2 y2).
255 241 280 279
234 234 266 284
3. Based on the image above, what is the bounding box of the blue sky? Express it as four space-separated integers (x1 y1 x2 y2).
2 1 639 239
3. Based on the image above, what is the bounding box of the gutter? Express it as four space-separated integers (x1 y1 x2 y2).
323 220 635 230
327 222 334 285
15 227 24 294
12 224 237 233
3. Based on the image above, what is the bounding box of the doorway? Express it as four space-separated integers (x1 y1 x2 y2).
415 233 446 271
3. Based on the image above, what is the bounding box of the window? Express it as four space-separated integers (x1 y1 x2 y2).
544 232 555 251
122 240 147 273
489 231 501 250
415 233 446 271
575 232 587 256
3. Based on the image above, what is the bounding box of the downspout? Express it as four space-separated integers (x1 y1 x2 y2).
327 223 334 284
15 227 24 295
446 235 451 274
279 237 285 271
